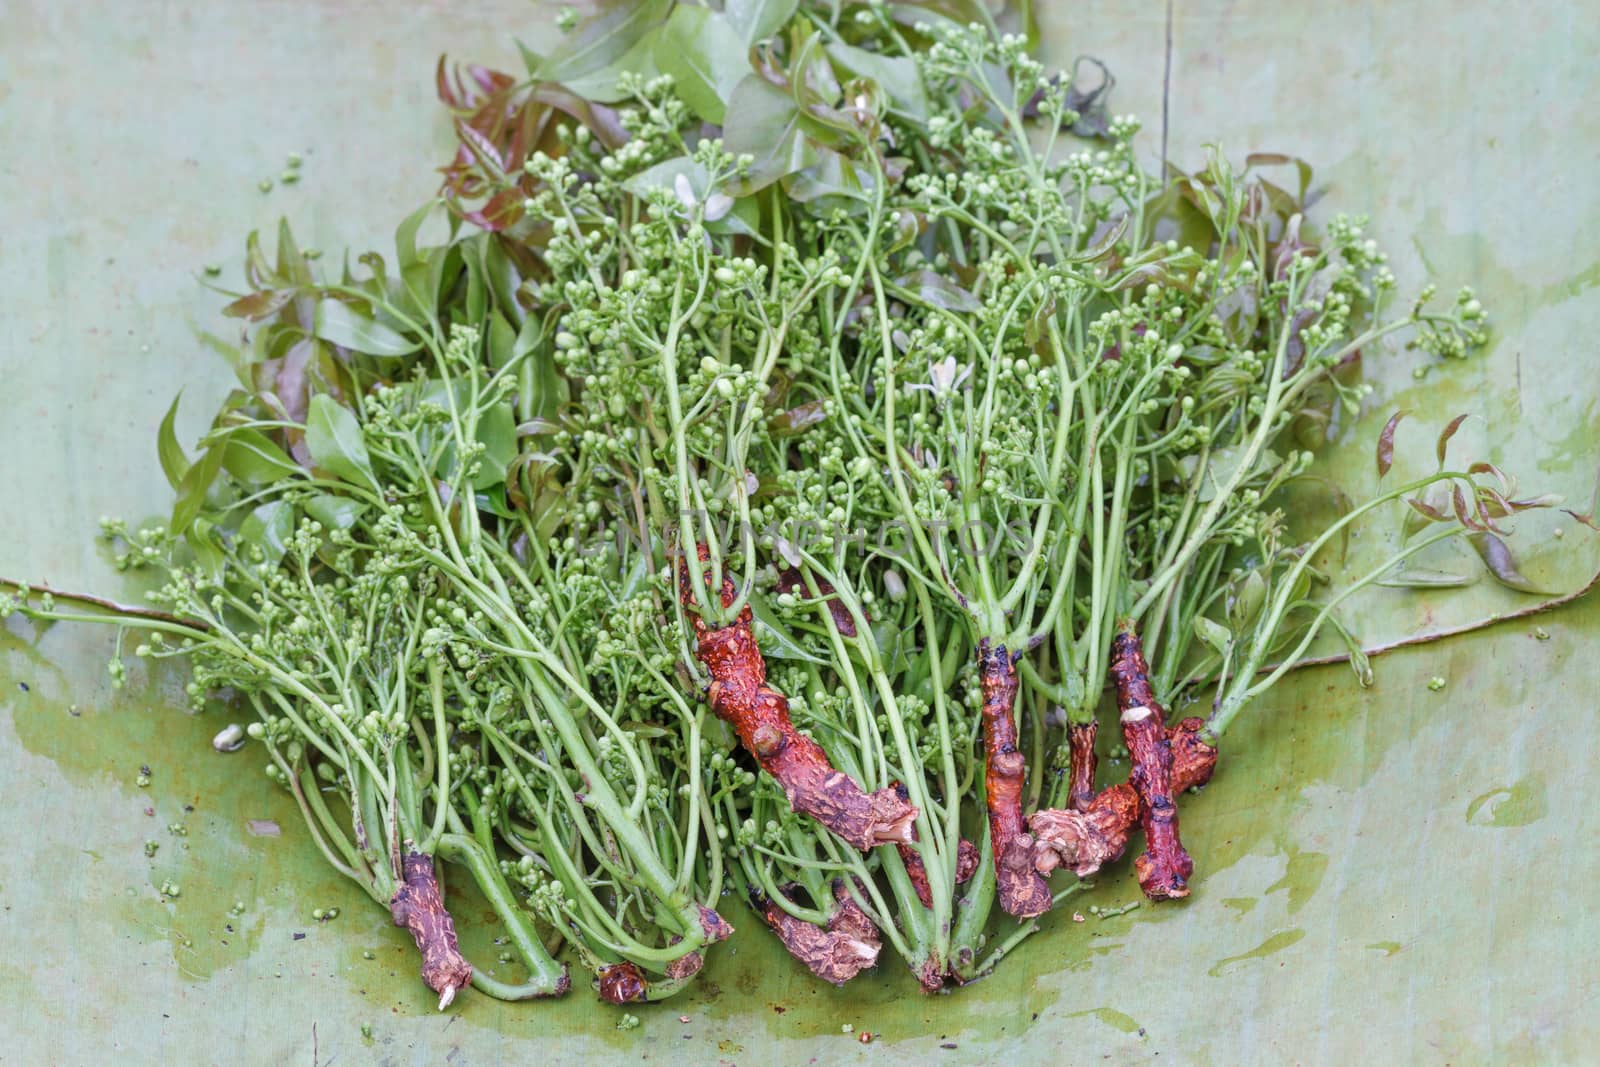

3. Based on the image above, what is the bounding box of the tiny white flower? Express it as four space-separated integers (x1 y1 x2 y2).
908 356 972 398
673 172 697 210
674 172 733 222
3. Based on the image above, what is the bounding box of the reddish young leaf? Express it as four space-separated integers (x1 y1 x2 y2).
1560 463 1600 530
454 117 507 175
1468 532 1544 592
1436 412 1471 468
1467 460 1512 496
533 84 630 149
1376 409 1408 477
1451 483 1482 531
1479 487 1515 519
1407 496 1447 522
1472 489 1508 534
1564 508 1600 532
222 289 294 321
770 400 827 436
435 54 463 109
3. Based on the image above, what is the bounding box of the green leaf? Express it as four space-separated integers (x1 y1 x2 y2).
749 595 828 664
1227 569 1267 631
220 429 300 487
463 242 487 328
787 147 874 203
171 444 226 535
487 311 518 372
1193 615 1233 655
478 236 523 325
238 500 296 567
302 493 365 531
895 270 981 312
1376 568 1476 589
723 0 798 45
1324 614 1374 687
185 517 226 580
472 402 519 490
514 314 564 422
305 395 374 488
313 298 419 357
156 393 190 491
535 0 671 101
655 7 748 124
474 483 518 520
243 229 277 289
1183 446 1282 503
514 38 543 76
275 219 313 288
825 41 929 120
623 156 711 201
723 75 818 194
394 200 440 271
707 194 762 237
197 330 250 376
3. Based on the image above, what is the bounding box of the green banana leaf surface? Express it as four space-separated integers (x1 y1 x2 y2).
1 1 1596 1062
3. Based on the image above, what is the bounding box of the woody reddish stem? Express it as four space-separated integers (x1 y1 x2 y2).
978 639 1052 918
1110 623 1193 900
755 881 882 986
680 547 914 850
389 850 473 1010
1029 717 1217 880
596 906 733 1000
1068 720 1098 812
898 836 981 910
596 961 649 1004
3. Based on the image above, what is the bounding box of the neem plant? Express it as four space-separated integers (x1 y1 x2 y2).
434 14 995 986
3 213 743 1004
813 20 1546 905
434 0 1560 984
3 0 1570 1014
439 17 928 858
3 439 570 1009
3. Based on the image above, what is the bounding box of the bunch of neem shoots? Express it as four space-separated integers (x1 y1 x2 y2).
4 219 739 1006
0 0 1567 1006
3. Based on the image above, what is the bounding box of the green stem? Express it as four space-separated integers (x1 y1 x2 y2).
436 833 568 998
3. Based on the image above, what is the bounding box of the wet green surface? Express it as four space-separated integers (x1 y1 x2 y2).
2 1 1598 1062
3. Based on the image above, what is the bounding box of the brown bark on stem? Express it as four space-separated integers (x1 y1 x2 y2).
602 907 732 994
898 835 981 910
978 639 1053 918
1029 717 1218 885
389 850 474 1010
596 961 649 1004
755 881 882 986
1110 623 1193 899
680 546 915 850
1068 719 1098 812
887 779 978 909
660 906 735 982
